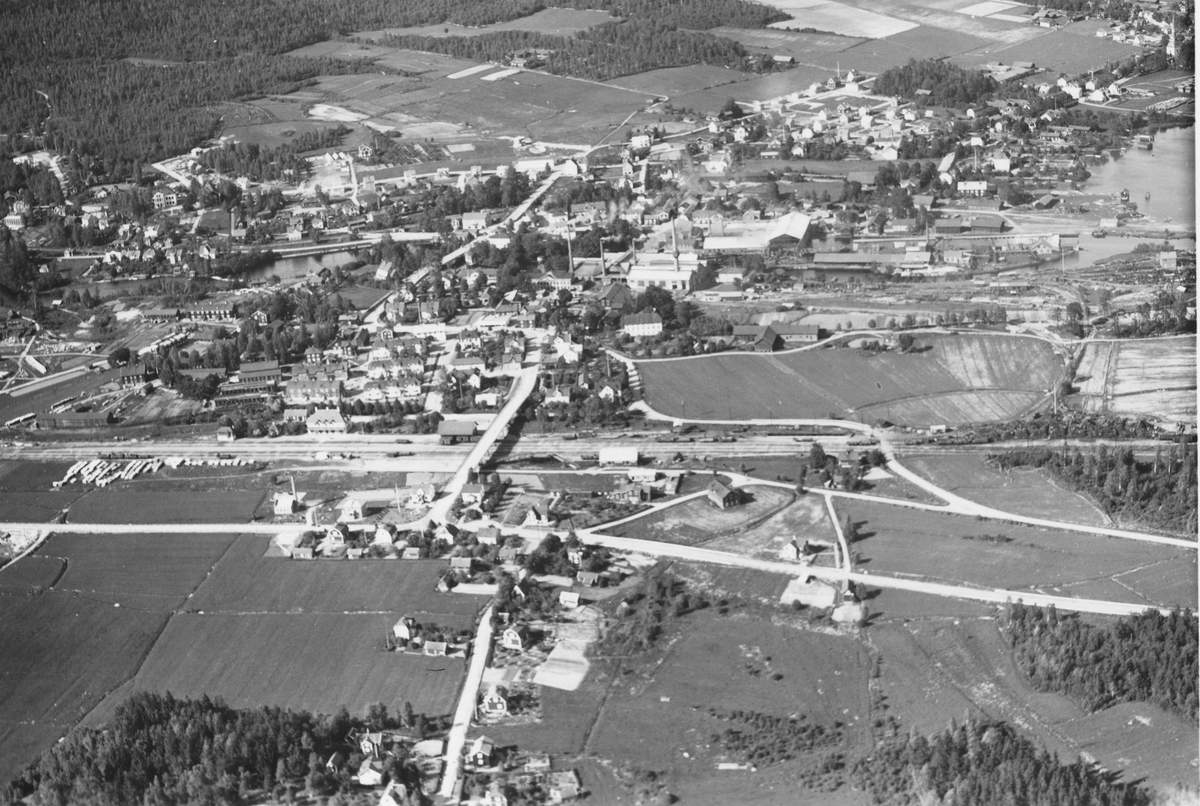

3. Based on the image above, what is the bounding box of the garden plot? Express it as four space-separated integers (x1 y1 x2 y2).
702 494 835 559
604 486 795 546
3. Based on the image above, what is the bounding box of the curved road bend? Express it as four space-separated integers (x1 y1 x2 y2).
628 407 1196 550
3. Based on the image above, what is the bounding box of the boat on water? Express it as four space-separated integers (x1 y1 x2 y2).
1145 192 1151 200
1119 188 1130 202
1134 133 1155 150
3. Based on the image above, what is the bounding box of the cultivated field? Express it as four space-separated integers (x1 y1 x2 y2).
764 0 918 38
354 8 617 39
840 499 1197 609
844 0 1038 44
65 490 265 524
667 65 842 111
88 613 466 720
605 65 746 96
0 531 238 782
1092 337 1197 423
280 45 657 142
287 41 479 78
36 532 238 609
706 26 864 57
637 333 1062 427
187 534 482 621
952 29 1143 77
0 555 66 590
0 491 86 522
586 612 872 777
903 453 1109 526
0 593 169 784
604 485 795 546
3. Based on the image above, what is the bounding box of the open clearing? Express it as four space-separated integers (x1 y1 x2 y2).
65 490 265 524
604 485 795 546
902 453 1110 527
1077 337 1197 424
870 616 1197 792
586 612 872 780
87 613 466 721
841 500 1197 610
637 333 1062 427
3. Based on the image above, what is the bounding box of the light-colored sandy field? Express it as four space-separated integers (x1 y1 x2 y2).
307 103 367 122
765 0 919 38
1077 337 1196 423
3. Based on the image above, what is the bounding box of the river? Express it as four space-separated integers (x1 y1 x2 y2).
1068 125 1196 266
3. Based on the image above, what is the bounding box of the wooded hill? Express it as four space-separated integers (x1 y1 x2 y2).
1005 603 1198 723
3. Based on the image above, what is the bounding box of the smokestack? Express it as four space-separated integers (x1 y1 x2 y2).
290 475 296 499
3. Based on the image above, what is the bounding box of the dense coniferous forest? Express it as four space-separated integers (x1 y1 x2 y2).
376 22 752 82
3 692 427 805
1005 604 1198 722
852 718 1154 806
872 59 999 108
0 0 780 179
987 444 1198 534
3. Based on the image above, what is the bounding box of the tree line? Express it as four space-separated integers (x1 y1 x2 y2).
851 717 1154 805
374 21 752 83
872 59 999 108
987 443 1197 534
1004 603 1198 722
3 691 434 805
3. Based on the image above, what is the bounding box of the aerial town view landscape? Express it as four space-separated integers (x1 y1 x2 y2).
0 0 1196 803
